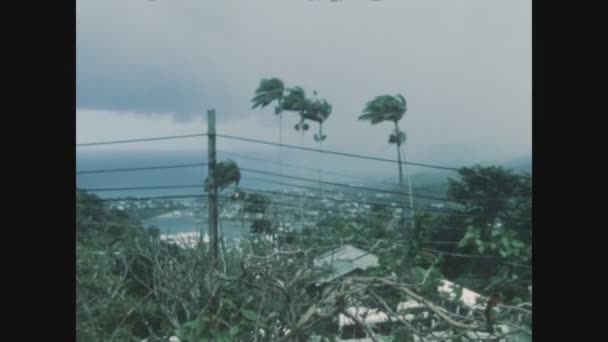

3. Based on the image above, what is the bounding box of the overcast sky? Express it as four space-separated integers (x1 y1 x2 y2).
76 0 531 167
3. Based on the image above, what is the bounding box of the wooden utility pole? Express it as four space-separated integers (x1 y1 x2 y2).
207 109 219 269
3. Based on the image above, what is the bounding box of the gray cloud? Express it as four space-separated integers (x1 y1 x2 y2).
77 0 530 161
77 0 245 120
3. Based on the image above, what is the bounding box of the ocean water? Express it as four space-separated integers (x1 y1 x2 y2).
142 215 249 241
76 150 293 199
76 149 440 238
76 150 209 198
76 151 282 238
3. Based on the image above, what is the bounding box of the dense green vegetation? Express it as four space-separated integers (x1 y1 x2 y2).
76 163 531 341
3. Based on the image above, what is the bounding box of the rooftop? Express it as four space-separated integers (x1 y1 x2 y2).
314 245 379 283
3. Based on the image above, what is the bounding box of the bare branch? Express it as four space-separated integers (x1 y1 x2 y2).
340 308 380 342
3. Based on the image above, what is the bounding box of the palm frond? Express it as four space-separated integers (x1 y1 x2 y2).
282 86 309 112
205 159 241 191
359 94 407 125
303 99 332 123
251 78 285 109
358 112 385 125
395 94 407 107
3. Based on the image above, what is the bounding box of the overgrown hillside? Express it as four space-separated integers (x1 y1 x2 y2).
76 163 531 341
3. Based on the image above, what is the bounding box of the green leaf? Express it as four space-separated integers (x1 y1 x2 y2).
215 333 230 342
181 320 199 331
463 227 478 239
229 325 241 337
512 240 525 249
241 309 257 321
223 298 236 309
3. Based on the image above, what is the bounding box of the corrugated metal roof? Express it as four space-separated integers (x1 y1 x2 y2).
316 245 368 262
314 245 379 283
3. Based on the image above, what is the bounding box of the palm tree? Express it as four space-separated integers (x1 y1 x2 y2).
307 98 332 195
307 98 332 144
358 94 415 232
204 159 241 192
252 78 287 173
284 86 311 144
282 86 313 224
203 159 241 270
243 193 273 235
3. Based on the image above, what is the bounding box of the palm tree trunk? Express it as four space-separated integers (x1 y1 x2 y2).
300 121 305 226
400 145 415 226
395 140 406 232
318 124 323 198
394 121 412 235
278 114 283 175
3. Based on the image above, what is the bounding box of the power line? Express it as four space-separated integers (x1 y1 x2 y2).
80 177 530 226
76 160 524 203
76 215 470 255
76 162 460 204
91 194 207 202
81 183 399 211
244 176 344 194
218 149 400 187
80 183 462 216
76 165 509 218
75 132 530 180
243 176 415 209
77 216 471 256
79 192 413 223
80 179 395 213
237 167 461 204
421 248 531 268
78 196 530 265
240 176 465 213
77 216 530 270
76 159 524 203
197 224 529 269
235 186 465 216
80 192 527 233
76 163 208 175
238 168 524 203
229 194 408 220
78 191 531 268
216 133 461 171
81 186 464 221
82 184 203 192
219 149 461 197
76 133 207 147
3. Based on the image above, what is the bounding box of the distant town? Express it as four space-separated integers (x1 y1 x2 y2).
107 186 451 233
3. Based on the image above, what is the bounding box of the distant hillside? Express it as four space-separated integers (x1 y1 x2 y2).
77 150 530 200
503 155 532 173
379 155 532 198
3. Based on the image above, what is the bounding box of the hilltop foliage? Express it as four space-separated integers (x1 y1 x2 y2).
76 164 531 341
